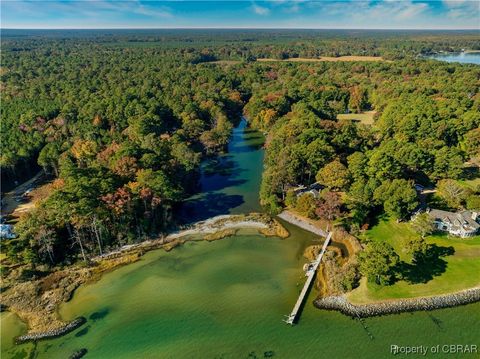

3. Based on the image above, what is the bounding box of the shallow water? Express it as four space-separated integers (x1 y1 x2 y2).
3 230 479 359
2 118 479 359
428 52 480 65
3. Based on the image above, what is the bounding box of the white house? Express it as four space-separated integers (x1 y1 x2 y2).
427 209 479 238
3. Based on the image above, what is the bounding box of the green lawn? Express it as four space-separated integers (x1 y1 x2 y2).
336 111 376 126
349 217 480 304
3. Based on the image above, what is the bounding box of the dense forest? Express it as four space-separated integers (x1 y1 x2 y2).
252 58 480 221
1 30 479 274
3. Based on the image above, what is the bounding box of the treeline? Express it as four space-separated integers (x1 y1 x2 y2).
1 31 479 269
1 40 244 267
3 29 479 63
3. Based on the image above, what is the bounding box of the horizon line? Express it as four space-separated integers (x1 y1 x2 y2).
2 27 479 31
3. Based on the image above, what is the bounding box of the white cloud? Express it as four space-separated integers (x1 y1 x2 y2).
0 0 176 29
395 2 429 20
443 0 479 20
299 0 469 29
2 0 173 21
252 4 270 15
88 1 172 18
316 1 433 28
134 5 172 18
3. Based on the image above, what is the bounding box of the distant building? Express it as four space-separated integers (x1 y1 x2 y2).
427 209 480 238
0 224 16 239
293 183 323 199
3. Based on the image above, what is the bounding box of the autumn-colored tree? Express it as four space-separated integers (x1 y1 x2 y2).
96 142 121 167
348 86 368 113
315 191 342 221
92 114 104 127
101 187 133 216
112 156 138 178
316 160 350 191
70 139 98 167
259 108 278 127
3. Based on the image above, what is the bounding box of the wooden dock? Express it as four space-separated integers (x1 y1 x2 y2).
285 231 332 325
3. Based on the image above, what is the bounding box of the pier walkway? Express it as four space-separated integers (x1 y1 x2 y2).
277 211 329 237
285 231 332 325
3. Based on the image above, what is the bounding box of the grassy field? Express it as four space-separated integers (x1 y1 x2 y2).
336 111 376 126
348 217 480 304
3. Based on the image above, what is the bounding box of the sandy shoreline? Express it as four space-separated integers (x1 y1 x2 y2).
277 210 329 238
1 213 288 340
92 213 288 261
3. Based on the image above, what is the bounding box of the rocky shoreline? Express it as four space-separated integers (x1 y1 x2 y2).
314 287 480 318
15 317 87 344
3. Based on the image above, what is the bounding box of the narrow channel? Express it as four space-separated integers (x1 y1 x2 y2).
2 117 479 359
178 116 265 223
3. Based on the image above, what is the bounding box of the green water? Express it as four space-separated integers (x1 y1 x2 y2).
3 230 479 359
178 117 264 222
2 118 479 359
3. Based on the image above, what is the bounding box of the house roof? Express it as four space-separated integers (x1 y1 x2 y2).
293 183 323 198
428 209 480 232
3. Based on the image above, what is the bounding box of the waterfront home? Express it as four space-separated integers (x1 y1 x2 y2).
293 183 323 199
426 209 480 238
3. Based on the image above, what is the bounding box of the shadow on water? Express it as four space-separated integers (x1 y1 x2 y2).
203 156 238 176
242 131 263 141
231 143 264 153
201 177 247 193
75 326 90 337
89 308 110 321
200 157 247 192
230 129 264 153
247 350 276 358
428 314 444 331
178 192 245 224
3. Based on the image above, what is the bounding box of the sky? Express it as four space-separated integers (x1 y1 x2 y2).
1 0 479 30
